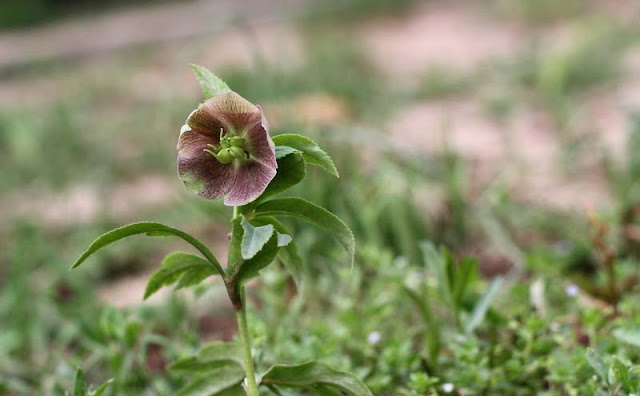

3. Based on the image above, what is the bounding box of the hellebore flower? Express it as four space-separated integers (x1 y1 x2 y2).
177 92 277 206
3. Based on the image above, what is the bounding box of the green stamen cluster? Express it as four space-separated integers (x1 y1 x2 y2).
204 129 248 164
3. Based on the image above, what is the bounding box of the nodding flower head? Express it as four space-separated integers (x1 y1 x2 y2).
177 92 277 206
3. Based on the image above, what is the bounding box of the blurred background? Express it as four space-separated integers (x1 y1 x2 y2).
2 0 640 394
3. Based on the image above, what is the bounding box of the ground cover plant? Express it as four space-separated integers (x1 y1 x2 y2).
2 1 640 395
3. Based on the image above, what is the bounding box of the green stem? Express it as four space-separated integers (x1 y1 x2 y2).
236 287 260 396
233 206 240 219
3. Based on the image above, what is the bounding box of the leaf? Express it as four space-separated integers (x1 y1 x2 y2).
235 232 280 284
421 243 451 305
228 216 281 284
259 151 306 201
613 328 640 348
73 368 86 396
175 365 245 396
169 357 241 373
144 252 218 299
272 134 338 177
71 222 223 275
465 277 503 334
404 286 440 368
586 348 607 381
255 197 354 267
275 145 300 159
215 385 245 396
253 217 304 290
190 64 231 99
90 379 113 396
261 361 373 396
611 357 632 392
197 341 244 368
452 257 477 307
241 217 275 260
277 233 292 247
175 265 218 290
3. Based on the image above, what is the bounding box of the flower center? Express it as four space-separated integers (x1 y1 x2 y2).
204 129 250 165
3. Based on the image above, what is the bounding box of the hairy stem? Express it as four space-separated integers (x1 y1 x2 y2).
236 288 260 396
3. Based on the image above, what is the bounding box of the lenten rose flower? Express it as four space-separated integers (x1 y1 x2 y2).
177 92 277 206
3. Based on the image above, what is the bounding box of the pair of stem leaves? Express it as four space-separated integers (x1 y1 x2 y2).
71 133 354 303
170 341 371 396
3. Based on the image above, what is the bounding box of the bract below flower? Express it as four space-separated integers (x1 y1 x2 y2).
177 92 277 206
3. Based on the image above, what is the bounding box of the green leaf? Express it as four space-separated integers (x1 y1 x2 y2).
144 252 218 300
241 217 275 260
215 385 245 396
190 64 231 99
275 145 300 159
259 150 306 201
235 232 280 284
73 368 86 396
169 357 241 373
421 243 452 306
71 222 223 275
272 134 338 177
404 286 440 368
587 348 608 381
253 217 304 290
465 277 503 335
197 341 244 368
277 233 292 247
90 379 113 396
613 328 640 348
255 197 354 267
227 215 281 284
175 365 245 396
261 361 373 396
611 357 632 392
452 257 477 307
175 265 218 290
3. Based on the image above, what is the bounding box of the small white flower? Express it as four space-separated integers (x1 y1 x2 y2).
442 383 454 393
367 331 381 345
566 284 579 297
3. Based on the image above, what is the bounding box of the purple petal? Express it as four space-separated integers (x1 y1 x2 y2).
177 128 217 159
187 105 225 136
245 123 277 170
223 161 277 206
206 92 262 132
178 144 236 200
